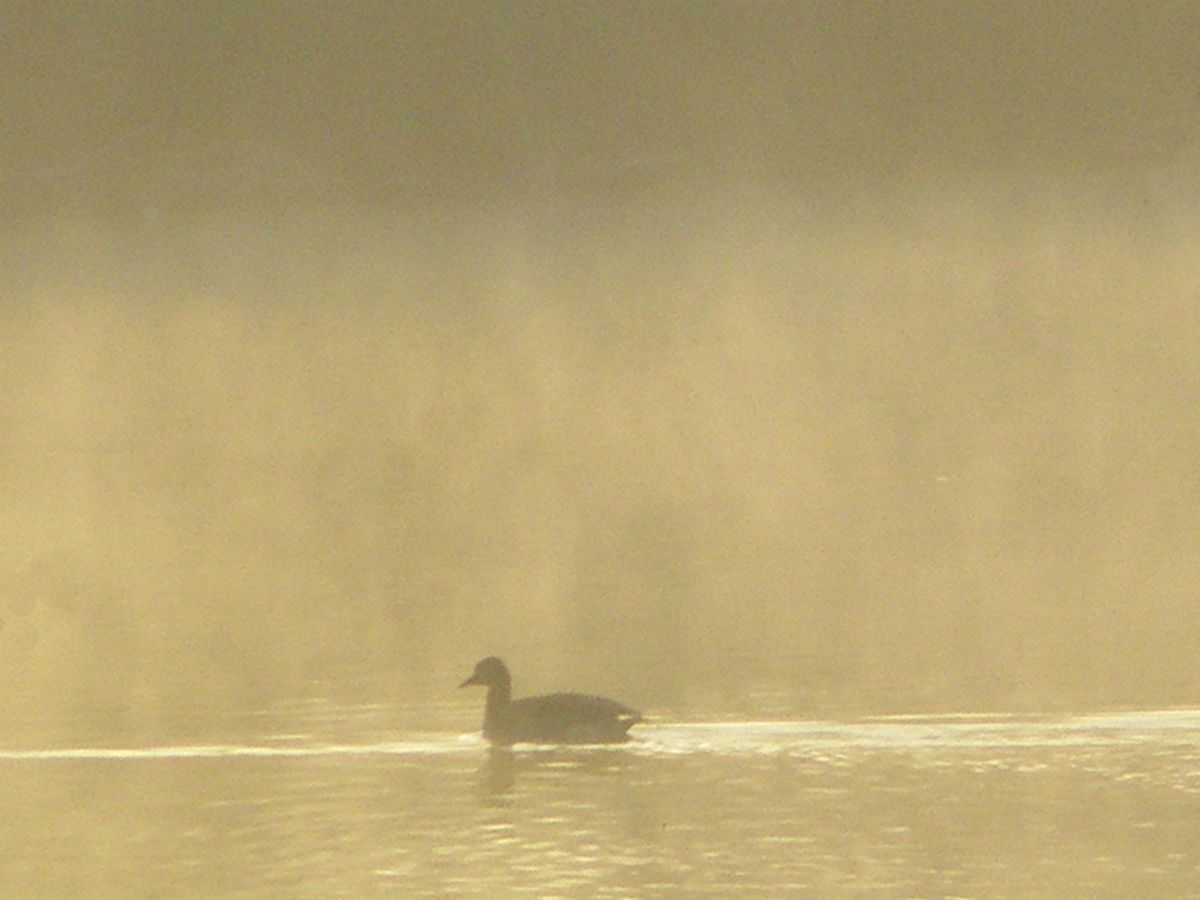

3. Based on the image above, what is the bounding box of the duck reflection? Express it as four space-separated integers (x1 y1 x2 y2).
477 745 637 802
481 747 515 798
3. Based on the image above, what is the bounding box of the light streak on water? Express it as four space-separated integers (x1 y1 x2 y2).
0 709 1196 761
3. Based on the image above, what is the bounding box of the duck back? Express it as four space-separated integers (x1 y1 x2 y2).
494 692 642 745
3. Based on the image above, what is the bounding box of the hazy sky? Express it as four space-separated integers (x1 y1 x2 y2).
3 2 1197 216
1 3 1198 720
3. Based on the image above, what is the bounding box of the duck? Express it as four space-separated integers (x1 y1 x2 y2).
460 656 642 745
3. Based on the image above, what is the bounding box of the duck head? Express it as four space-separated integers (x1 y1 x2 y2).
460 656 511 689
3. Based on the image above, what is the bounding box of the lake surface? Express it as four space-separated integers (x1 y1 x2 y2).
1 705 1198 897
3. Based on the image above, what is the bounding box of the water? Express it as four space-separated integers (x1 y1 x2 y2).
1 706 1198 897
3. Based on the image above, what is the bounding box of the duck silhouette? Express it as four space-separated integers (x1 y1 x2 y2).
460 657 642 745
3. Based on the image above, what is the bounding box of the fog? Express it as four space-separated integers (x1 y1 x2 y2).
2 2 1199 728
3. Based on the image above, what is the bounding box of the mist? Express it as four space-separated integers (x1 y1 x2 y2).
2 2 1199 730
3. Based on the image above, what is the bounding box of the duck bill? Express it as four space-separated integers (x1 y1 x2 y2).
460 673 481 688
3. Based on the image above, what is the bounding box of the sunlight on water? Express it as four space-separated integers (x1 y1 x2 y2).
1 710 1199 896
0 736 475 761
635 709 1200 756
1 709 1198 761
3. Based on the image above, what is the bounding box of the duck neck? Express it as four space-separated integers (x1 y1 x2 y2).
483 680 512 735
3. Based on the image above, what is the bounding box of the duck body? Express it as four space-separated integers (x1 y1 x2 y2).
461 657 642 745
